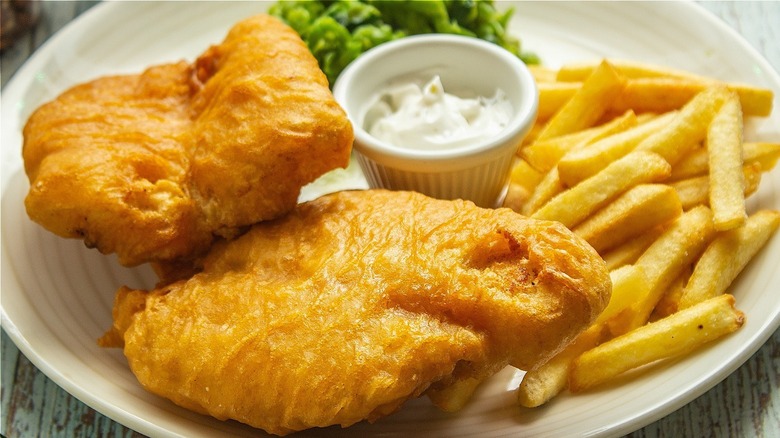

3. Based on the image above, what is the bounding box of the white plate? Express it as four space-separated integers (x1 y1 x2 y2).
2 2 779 437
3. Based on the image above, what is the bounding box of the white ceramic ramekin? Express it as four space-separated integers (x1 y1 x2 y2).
332 34 538 208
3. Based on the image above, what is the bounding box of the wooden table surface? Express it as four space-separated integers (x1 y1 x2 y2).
2 1 778 437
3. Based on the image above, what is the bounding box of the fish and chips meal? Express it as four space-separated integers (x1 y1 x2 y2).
17 1 780 435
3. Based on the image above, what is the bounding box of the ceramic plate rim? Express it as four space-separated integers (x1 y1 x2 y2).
2 2 779 437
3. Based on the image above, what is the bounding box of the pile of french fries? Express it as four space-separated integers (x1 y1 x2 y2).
506 59 780 407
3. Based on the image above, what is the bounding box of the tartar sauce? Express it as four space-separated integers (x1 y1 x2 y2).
365 75 513 151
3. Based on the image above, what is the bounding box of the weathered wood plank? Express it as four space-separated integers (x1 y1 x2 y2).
2 330 143 438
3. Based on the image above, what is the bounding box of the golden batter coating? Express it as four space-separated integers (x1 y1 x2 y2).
22 14 353 266
102 190 611 436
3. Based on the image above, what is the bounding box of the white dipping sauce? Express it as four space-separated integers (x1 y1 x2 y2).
364 75 513 151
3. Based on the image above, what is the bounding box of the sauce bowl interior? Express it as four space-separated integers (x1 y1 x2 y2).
334 34 538 172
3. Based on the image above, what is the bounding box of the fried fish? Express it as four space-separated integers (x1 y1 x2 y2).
101 189 611 436
22 14 353 266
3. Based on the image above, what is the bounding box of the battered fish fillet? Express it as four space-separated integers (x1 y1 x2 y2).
101 190 611 436
22 14 353 266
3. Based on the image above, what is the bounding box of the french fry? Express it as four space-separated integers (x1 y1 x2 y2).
612 78 773 117
635 86 730 166
528 64 559 83
556 59 705 82
573 184 682 253
427 377 484 412
509 159 544 193
537 81 580 122
505 156 550 213
669 143 710 181
601 226 666 271
521 110 637 173
728 84 774 117
569 294 745 392
744 142 780 171
613 78 712 115
516 325 603 408
650 264 693 321
524 122 545 146
616 206 716 333
534 60 626 142
707 91 746 230
671 162 762 210
557 111 677 187
521 167 564 216
503 183 530 213
669 175 709 211
557 60 774 116
520 123 601 159
677 210 780 310
596 265 651 326
671 142 780 181
531 151 671 228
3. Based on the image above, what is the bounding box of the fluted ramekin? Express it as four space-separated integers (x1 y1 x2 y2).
333 34 538 208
